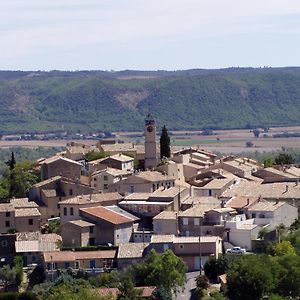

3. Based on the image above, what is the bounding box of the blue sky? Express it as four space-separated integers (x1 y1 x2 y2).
1 0 300 70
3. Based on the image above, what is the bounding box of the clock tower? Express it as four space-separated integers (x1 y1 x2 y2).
144 114 157 170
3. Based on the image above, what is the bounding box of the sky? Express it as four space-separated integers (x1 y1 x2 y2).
1 0 300 71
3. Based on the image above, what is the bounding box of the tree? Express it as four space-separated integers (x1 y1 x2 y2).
275 223 286 243
6 151 16 171
263 157 274 167
0 265 17 291
117 272 142 300
289 217 300 231
13 256 24 286
276 254 300 298
152 286 172 300
204 256 229 282
89 271 119 288
133 249 186 295
84 151 107 162
272 241 296 256
160 125 171 159
274 153 294 165
258 227 270 239
227 255 278 300
0 160 40 201
253 129 260 138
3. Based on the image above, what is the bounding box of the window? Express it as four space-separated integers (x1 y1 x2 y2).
70 207 74 216
75 261 79 269
63 207 67 216
28 219 33 225
32 256 36 262
1 240 8 247
208 189 212 196
180 244 184 249
130 186 134 193
104 184 108 190
252 213 256 218
89 226 94 234
5 221 10 227
5 212 10 217
183 218 188 225
65 262 70 268
163 244 169 251
69 189 73 196
194 218 200 226
103 175 108 181
94 177 97 181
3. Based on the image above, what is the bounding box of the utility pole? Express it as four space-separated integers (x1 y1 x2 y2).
199 219 202 275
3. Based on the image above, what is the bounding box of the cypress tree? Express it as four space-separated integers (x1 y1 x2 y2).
160 125 171 158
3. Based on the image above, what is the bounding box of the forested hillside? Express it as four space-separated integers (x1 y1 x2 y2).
1 68 300 133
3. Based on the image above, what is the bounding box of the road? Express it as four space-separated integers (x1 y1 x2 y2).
176 271 199 300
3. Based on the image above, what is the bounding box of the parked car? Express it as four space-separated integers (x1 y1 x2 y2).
226 246 246 254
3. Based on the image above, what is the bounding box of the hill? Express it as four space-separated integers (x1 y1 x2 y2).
1 67 300 133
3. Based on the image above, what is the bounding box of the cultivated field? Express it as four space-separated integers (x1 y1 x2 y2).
0 139 97 149
0 126 299 155
118 126 300 154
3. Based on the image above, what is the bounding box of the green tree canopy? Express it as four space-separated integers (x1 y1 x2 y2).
84 151 107 162
272 241 296 256
0 160 40 202
160 125 171 159
227 255 279 300
274 153 294 165
132 249 186 295
204 256 230 282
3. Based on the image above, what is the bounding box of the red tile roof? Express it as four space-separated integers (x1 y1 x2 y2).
43 250 116 262
80 206 134 225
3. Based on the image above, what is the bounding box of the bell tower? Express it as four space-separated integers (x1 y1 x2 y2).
144 114 157 170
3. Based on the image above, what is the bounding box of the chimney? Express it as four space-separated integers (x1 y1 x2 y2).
221 199 225 208
258 195 261 202
89 193 92 201
285 185 289 193
247 198 250 206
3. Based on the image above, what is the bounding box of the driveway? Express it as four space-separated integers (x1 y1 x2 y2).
176 271 199 300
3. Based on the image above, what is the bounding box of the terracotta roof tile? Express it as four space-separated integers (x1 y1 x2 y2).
10 198 38 208
80 206 134 225
59 192 123 205
43 250 116 262
15 208 41 217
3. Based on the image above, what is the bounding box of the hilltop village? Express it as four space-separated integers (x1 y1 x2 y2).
1 115 300 298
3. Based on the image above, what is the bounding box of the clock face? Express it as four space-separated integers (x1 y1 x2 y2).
147 125 153 132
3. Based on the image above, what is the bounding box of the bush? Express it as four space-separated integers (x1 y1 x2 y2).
204 256 229 282
13 256 23 286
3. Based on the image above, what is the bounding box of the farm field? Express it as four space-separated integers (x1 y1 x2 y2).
118 126 300 154
0 126 299 155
